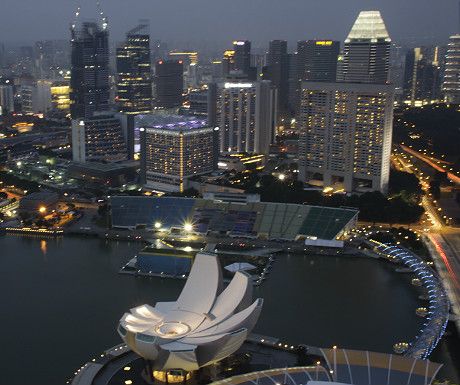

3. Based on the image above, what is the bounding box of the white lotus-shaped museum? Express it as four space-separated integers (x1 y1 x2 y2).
118 252 263 371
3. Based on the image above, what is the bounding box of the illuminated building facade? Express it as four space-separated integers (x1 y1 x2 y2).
116 23 152 114
341 11 391 84
72 113 128 162
154 60 183 108
50 81 70 113
168 52 198 66
214 81 274 156
222 41 256 80
442 35 460 104
294 40 340 115
298 82 394 194
222 50 235 77
403 47 442 106
140 115 218 192
70 20 109 119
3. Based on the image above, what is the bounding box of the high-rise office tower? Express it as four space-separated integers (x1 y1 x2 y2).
294 40 340 115
0 43 5 69
36 41 55 78
116 23 152 114
212 80 275 156
298 82 394 194
20 86 36 114
442 35 460 104
139 115 217 192
403 48 442 105
154 60 183 109
341 11 391 84
169 52 198 66
70 19 109 119
233 40 251 76
0 84 14 115
266 40 289 124
18 46 35 76
296 40 340 82
72 113 128 162
287 53 298 116
222 50 235 77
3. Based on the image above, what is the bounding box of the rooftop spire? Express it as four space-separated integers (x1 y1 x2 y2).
345 11 391 43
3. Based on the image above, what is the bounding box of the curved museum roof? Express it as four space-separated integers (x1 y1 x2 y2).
118 251 263 371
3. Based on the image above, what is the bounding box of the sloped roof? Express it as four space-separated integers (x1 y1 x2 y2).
345 11 391 43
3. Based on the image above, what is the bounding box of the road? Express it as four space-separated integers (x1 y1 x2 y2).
425 232 460 331
393 149 460 332
400 145 460 185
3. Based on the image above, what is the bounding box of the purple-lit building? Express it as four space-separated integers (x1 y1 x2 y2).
139 115 218 192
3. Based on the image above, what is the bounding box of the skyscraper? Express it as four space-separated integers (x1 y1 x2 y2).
266 40 289 123
442 35 460 104
154 60 183 109
139 115 217 192
341 11 391 84
233 40 251 76
294 40 340 115
403 47 442 105
296 40 340 83
222 50 235 77
70 19 109 119
212 80 274 156
0 83 14 115
116 23 152 114
298 82 394 194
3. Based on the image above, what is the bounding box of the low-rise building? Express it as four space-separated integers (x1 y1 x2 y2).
18 192 58 213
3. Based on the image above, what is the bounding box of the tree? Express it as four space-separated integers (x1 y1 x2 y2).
433 170 451 188
429 180 441 200
358 191 389 224
389 169 422 196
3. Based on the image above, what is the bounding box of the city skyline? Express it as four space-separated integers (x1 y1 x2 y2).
1 0 459 48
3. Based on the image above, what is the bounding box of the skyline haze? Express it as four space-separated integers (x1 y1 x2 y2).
1 0 459 49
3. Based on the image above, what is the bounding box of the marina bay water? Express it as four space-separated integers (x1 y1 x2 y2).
0 234 458 384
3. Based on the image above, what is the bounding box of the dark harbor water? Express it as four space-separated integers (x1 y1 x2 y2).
0 234 458 385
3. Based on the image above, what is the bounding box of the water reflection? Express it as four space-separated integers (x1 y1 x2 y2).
40 240 47 260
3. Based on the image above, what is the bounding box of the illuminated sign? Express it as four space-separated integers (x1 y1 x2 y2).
224 83 253 88
233 41 246 46
316 41 332 45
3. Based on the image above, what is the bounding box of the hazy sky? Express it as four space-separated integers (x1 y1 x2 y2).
2 0 459 48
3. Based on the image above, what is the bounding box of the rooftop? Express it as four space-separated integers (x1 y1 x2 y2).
69 162 131 172
345 11 391 43
135 114 208 131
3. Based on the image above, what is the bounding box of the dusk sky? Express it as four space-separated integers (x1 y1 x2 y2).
1 0 459 48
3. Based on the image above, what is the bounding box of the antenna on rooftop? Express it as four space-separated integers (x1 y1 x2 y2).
70 5 81 38
96 1 108 30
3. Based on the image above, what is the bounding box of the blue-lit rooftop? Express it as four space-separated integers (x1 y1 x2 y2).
135 114 208 131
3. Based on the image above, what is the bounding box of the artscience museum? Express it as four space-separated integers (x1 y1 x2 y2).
118 251 263 374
